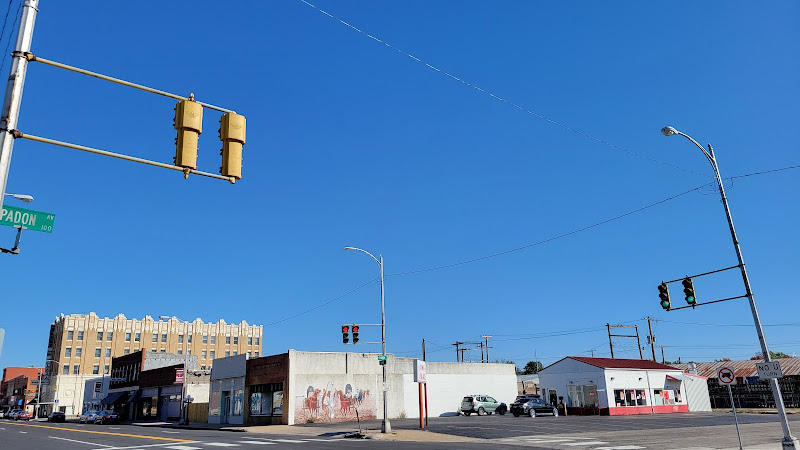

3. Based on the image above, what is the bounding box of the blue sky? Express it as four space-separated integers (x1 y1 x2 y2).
0 1 798 370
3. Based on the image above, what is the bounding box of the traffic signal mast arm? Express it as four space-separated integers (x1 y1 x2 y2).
341 323 382 345
10 131 233 182
658 264 747 311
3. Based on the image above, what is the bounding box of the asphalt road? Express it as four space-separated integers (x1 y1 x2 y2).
0 420 477 450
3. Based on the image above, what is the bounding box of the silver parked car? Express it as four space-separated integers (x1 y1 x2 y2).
79 410 100 424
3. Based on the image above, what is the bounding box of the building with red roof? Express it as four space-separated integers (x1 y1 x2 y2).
538 357 710 415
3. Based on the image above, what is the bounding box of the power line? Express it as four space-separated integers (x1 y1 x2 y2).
659 319 800 328
262 277 378 327
388 184 706 276
298 0 708 178
0 0 19 76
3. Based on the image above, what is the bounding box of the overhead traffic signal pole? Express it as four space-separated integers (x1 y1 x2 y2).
661 126 798 448
0 0 39 215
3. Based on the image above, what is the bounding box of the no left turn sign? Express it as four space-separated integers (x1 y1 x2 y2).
718 366 737 385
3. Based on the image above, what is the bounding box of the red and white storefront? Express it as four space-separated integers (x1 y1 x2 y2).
539 357 709 415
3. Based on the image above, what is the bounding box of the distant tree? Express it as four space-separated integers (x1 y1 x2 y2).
770 351 791 359
523 361 544 374
751 355 764 360
715 357 732 362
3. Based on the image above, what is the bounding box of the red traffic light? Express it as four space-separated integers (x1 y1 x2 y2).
342 325 349 333
352 326 359 333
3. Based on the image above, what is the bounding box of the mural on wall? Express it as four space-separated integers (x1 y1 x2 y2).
294 381 376 423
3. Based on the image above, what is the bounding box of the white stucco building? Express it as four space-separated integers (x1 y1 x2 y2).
539 357 709 415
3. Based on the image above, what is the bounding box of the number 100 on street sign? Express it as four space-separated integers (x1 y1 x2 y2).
0 205 55 233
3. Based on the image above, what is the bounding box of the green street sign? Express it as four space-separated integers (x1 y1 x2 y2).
0 205 55 233
378 355 387 361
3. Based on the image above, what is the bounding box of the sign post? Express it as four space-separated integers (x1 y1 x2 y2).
718 367 743 450
414 359 427 429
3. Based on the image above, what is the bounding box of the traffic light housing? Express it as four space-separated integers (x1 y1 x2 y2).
682 277 696 306
342 325 349 344
173 98 203 170
352 325 359 344
658 282 671 310
219 112 246 180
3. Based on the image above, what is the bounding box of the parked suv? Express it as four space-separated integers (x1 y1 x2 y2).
510 396 559 417
460 395 507 416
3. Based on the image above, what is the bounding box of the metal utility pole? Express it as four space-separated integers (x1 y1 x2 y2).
481 335 492 363
662 126 798 448
647 317 657 361
0 0 39 213
606 324 613 358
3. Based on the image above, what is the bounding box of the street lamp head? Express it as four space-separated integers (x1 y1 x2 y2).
343 247 357 251
661 126 678 137
158 315 172 321
4 193 34 202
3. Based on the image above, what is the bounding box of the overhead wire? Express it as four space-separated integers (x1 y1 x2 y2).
0 0 19 76
297 0 708 178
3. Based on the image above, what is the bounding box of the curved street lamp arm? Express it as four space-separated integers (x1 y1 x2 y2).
674 130 715 167
343 246 381 266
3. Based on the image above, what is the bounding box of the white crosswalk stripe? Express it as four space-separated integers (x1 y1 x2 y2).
562 442 609 447
237 442 276 445
594 446 646 450
203 444 241 447
164 446 202 450
270 439 308 443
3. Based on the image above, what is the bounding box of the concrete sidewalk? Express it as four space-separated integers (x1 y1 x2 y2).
129 419 478 442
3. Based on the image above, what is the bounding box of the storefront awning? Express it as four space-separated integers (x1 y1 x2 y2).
666 374 684 381
101 392 124 405
128 390 141 403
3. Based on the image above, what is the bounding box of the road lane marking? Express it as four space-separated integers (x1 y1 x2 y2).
5 421 194 442
563 442 609 446
595 446 646 450
203 444 241 447
271 439 308 443
163 446 202 450
238 442 277 445
162 430 181 433
99 443 198 450
51 435 115 447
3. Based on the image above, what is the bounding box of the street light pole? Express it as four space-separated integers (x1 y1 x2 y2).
662 126 799 449
344 246 391 433
160 315 189 425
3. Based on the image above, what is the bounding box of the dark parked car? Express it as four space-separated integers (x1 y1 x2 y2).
94 410 120 424
47 411 66 422
14 411 31 421
510 396 560 417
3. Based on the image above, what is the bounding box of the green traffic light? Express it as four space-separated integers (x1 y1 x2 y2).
660 300 670 310
686 296 696 305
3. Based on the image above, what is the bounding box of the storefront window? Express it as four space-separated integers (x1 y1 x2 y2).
272 391 283 415
209 391 221 417
636 389 647 406
567 385 583 407
614 389 625 407
582 385 598 407
233 389 243 416
249 383 284 416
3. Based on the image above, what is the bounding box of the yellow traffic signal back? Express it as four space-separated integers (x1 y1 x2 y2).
173 98 203 170
219 112 246 180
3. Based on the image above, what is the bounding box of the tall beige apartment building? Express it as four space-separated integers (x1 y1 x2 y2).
45 313 264 377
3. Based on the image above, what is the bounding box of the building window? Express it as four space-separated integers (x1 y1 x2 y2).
97 331 103 341
177 349 183 355
92 365 100 374
160 349 166 353
210 350 215 359
151 349 157 353
254 351 259 357
77 330 84 340
104 365 109 375
105 348 111 357
210 335 216 344
124 348 130 355
152 334 158 343
249 383 283 417
202 350 207 359
125 332 131 342
135 332 141 342
65 347 72 357
188 335 193 344
178 335 184 344
161 333 167 343
225 351 230 357
233 351 237 356
75 347 82 357
248 337 252 345
201 365 206 370
187 349 191 356
95 348 102 358
233 336 238 345
255 337 260 346
73 365 80 374
233 389 243 416
247 352 251 359
106 332 113 341
67 330 74 340
613 389 647 407
226 336 231 345
203 335 208 344
62 365 69 375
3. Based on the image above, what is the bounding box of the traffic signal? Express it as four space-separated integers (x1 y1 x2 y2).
342 325 349 344
352 325 359 344
173 97 203 170
658 282 671 310
682 277 696 306
219 112 246 180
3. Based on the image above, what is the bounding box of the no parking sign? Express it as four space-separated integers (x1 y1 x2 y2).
717 367 736 385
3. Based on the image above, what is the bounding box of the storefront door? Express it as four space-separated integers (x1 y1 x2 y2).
221 392 231 424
